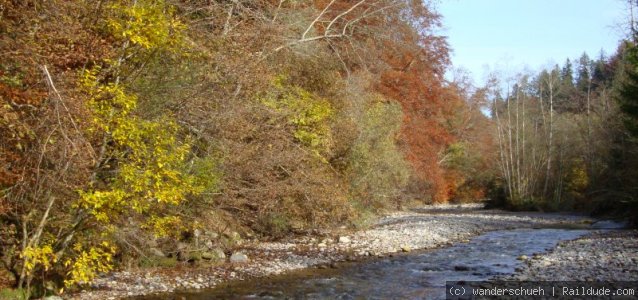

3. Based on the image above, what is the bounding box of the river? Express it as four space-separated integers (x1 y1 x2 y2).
135 227 591 299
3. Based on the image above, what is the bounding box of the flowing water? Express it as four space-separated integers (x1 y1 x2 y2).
139 228 592 300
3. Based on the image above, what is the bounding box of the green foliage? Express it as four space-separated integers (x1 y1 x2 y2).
139 256 177 268
619 41 638 138
348 96 410 209
442 142 468 169
190 156 223 195
261 75 334 160
349 201 378 229
0 288 28 300
256 212 292 238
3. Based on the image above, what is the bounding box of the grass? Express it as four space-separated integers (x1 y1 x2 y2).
0 288 28 300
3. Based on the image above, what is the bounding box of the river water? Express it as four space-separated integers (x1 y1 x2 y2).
140 228 591 300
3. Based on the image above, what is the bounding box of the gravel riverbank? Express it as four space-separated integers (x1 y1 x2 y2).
68 204 594 300
503 229 638 281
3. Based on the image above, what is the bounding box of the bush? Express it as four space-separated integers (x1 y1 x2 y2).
347 92 410 210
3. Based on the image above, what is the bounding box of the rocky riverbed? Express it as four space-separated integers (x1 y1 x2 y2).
67 204 595 300
503 229 638 281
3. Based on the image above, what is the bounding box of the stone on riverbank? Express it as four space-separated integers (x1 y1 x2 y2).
68 205 598 300
504 230 638 281
230 252 249 263
338 236 351 244
202 248 225 261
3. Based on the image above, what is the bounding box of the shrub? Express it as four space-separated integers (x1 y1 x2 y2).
347 93 410 210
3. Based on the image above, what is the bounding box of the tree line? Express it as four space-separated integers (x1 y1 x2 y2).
488 44 638 221
0 0 491 297
2 0 636 297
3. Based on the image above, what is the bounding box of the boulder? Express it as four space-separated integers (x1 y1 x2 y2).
202 248 226 261
230 251 249 263
338 236 351 244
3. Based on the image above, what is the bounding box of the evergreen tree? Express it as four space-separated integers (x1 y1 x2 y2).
619 40 638 137
576 52 592 93
561 58 575 87
592 50 610 90
557 59 576 112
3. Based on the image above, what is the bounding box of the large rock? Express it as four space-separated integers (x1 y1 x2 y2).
230 251 249 263
338 236 351 244
202 248 226 261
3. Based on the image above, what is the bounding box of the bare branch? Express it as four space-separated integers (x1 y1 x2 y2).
272 0 285 23
325 0 367 34
302 0 337 40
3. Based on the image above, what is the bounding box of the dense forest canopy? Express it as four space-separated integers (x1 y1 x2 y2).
0 0 636 298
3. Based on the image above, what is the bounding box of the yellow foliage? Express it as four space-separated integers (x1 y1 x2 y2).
262 75 334 159
63 242 115 287
106 0 186 51
143 215 184 238
78 71 204 225
566 159 589 198
7 0 205 291
21 245 57 275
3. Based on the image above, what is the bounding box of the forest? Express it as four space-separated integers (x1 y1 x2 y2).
0 0 637 298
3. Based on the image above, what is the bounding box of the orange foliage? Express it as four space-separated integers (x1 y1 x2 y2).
376 45 457 202
371 5 493 202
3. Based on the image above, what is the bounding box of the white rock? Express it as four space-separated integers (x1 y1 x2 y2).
230 251 249 263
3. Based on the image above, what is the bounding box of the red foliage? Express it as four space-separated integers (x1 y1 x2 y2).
371 3 494 202
375 43 457 202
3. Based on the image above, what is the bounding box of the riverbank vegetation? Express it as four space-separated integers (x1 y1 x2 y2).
0 0 491 297
0 0 636 298
487 26 638 222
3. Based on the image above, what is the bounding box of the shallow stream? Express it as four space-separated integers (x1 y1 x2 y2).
139 228 591 299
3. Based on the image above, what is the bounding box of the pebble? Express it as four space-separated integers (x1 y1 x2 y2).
67 204 600 300
503 230 638 281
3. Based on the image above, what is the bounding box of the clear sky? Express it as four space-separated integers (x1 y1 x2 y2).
436 0 627 85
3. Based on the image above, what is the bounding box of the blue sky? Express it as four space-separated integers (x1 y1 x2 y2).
436 0 627 85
